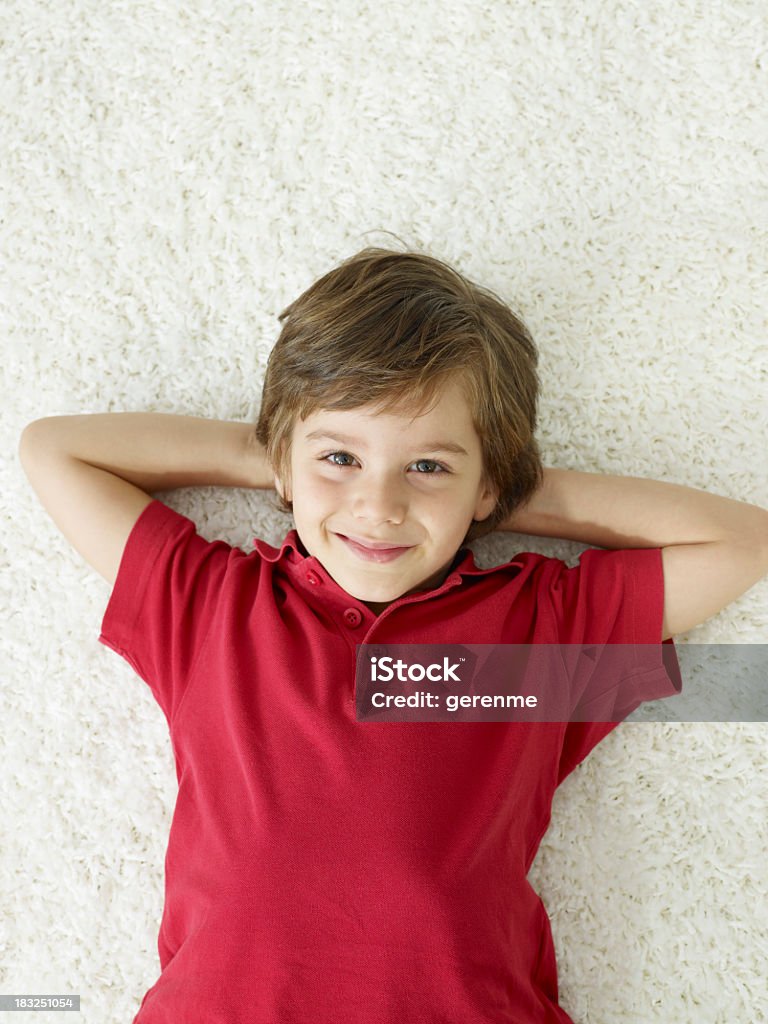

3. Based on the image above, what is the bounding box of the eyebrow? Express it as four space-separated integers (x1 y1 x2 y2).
302 430 470 457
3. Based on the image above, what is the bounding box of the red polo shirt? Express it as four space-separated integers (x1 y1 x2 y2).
98 499 681 1023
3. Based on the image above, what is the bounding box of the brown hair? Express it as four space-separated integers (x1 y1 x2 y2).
255 243 544 544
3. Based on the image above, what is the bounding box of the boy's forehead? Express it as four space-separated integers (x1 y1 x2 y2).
299 378 474 433
296 390 477 445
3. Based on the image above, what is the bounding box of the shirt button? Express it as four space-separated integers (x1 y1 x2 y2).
305 570 321 585
343 607 363 627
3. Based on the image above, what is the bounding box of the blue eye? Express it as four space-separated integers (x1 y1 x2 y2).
325 451 356 467
321 452 447 474
412 459 444 474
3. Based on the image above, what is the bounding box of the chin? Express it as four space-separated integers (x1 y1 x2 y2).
345 582 402 604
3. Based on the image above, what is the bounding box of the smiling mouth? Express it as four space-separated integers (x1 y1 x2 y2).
335 534 414 562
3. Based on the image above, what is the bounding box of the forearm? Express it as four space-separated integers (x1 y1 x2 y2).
25 412 275 493
501 467 768 549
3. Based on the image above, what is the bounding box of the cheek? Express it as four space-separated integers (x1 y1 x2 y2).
294 469 339 505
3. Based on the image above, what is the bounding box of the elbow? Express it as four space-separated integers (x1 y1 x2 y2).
18 419 57 468
19 418 46 453
18 421 39 461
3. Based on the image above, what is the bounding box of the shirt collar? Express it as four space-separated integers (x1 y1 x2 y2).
251 529 525 581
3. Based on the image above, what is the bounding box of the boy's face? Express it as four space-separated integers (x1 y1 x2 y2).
274 378 497 615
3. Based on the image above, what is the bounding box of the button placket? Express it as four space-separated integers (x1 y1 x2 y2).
343 607 363 628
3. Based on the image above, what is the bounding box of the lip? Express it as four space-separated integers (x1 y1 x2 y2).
335 533 414 563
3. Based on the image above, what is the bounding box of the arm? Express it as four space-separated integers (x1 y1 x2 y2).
19 413 275 587
501 467 768 639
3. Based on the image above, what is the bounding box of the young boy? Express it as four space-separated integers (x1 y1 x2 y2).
19 247 768 1023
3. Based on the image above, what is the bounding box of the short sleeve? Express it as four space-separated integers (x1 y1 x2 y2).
98 499 238 726
550 546 682 785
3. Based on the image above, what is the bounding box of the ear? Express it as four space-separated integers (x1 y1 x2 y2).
274 473 292 502
473 480 498 522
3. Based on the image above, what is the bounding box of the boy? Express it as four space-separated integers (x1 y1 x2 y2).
19 247 768 1023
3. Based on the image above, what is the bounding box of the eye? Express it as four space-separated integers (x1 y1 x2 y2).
323 451 357 467
411 459 446 474
319 452 449 474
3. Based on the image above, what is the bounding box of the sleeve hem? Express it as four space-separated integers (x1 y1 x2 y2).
625 547 664 645
97 500 190 670
571 550 682 721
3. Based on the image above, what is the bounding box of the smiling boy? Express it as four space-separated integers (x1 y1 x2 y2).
277 376 497 614
19 246 768 1023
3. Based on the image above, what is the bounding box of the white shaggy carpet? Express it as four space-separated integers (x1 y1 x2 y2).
3 1 768 1021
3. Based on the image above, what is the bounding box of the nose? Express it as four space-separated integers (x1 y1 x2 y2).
350 469 408 525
